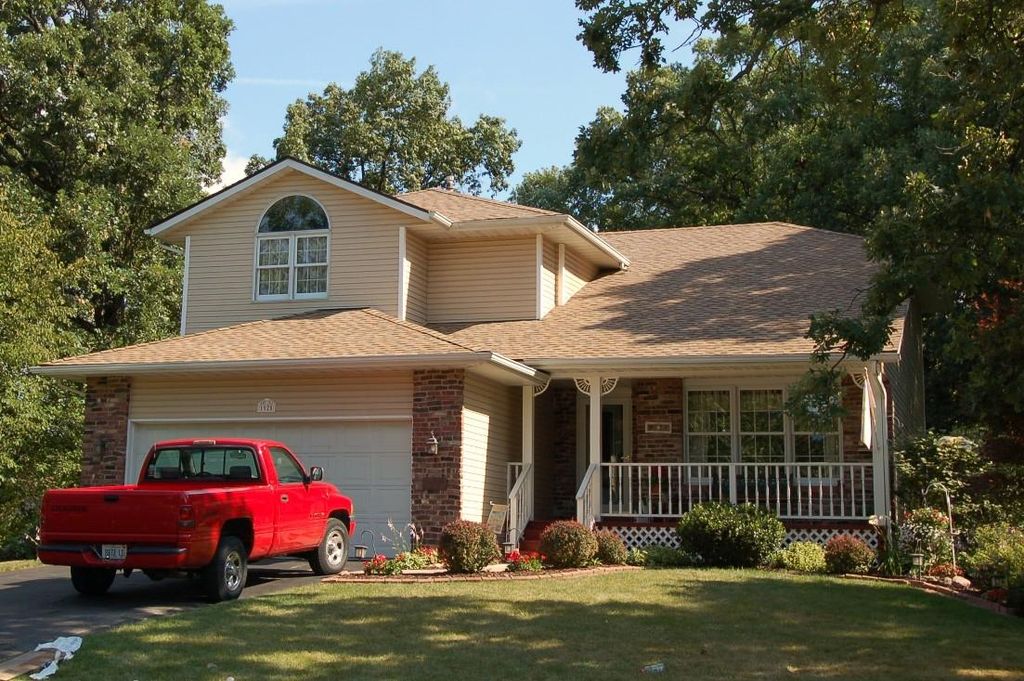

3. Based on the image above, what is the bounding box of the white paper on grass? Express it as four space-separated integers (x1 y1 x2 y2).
29 635 83 680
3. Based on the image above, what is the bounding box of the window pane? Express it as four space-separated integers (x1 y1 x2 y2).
258 267 289 296
295 265 328 294
270 447 306 484
258 195 329 233
258 238 290 266
739 390 784 462
296 235 327 264
687 390 731 462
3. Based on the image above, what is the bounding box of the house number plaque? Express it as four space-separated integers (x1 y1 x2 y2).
256 398 277 414
645 421 671 434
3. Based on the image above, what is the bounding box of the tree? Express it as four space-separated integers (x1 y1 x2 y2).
560 0 1024 434
250 49 521 195
0 1 234 551
0 0 234 347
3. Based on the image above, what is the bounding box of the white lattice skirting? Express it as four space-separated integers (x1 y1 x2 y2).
602 525 878 550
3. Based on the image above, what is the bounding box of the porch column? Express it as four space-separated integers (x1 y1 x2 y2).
588 374 601 467
521 385 535 468
867 363 891 518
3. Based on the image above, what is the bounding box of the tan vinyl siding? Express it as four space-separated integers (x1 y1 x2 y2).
564 245 598 301
887 303 926 441
461 372 522 523
405 232 428 324
427 237 537 323
541 238 557 317
181 168 413 334
130 370 412 420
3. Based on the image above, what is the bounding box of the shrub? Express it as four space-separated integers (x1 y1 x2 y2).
895 434 988 527
642 544 695 568
438 520 500 574
778 541 827 573
594 529 628 565
505 550 543 572
625 547 647 566
824 535 875 574
539 520 598 568
898 507 952 567
676 502 785 567
964 523 1024 588
926 563 964 579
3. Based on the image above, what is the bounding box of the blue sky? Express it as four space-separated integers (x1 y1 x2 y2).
214 0 684 194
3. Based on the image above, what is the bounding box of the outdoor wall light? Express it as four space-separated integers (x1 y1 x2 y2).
910 552 924 576
427 432 439 456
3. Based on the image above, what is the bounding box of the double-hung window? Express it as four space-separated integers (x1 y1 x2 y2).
255 195 329 301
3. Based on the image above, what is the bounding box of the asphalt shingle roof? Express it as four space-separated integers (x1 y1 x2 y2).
399 187 561 221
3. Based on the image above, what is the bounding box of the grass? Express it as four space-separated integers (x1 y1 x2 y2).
0 559 38 573
56 569 1023 681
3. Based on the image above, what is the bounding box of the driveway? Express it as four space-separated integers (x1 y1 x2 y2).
0 558 335 661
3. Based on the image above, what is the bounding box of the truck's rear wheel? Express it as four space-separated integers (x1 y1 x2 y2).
70 567 116 596
203 536 247 602
309 519 349 575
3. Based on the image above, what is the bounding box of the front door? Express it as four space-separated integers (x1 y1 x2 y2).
269 446 321 552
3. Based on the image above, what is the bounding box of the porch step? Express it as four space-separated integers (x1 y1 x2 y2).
519 539 542 553
518 520 557 550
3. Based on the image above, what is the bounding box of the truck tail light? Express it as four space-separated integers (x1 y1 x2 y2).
178 504 195 529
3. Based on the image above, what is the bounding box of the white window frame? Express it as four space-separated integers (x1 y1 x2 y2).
683 381 844 470
253 194 330 303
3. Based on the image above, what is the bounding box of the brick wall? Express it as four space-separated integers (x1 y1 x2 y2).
632 378 683 463
81 376 131 486
411 369 465 544
550 384 577 518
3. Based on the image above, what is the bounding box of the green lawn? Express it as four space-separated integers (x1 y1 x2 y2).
56 570 1023 681
0 559 38 573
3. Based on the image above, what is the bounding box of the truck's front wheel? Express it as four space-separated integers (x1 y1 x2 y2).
309 519 349 575
203 536 247 602
70 567 116 596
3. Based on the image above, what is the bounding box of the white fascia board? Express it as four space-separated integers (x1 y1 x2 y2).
146 159 439 239
32 350 547 383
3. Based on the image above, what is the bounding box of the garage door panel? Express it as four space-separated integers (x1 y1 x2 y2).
130 420 411 557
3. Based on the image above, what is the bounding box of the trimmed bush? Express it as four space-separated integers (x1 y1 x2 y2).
778 541 827 573
539 520 598 568
438 520 500 574
965 523 1024 588
676 502 785 567
824 535 875 574
643 544 695 568
594 529 628 565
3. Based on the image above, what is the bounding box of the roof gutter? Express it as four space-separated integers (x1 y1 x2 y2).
32 351 548 385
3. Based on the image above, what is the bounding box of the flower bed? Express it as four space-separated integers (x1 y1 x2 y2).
324 564 640 583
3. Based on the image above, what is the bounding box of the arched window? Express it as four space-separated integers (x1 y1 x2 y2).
255 195 329 300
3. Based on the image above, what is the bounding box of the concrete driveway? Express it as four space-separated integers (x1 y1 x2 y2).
0 558 334 662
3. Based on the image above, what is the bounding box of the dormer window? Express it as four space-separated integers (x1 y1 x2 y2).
255 195 329 301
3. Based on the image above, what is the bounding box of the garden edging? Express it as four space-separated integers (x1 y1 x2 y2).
324 565 640 583
842 574 1015 616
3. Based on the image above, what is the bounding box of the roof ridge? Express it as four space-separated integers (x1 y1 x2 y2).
400 187 559 217
359 308 483 353
605 221 866 240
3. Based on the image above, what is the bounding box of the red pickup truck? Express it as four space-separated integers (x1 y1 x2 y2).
38 438 355 601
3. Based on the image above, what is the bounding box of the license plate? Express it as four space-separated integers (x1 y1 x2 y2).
101 544 127 561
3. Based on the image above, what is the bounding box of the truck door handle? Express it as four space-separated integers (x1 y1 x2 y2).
280 495 289 503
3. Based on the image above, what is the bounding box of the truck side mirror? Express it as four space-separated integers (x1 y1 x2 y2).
309 466 324 482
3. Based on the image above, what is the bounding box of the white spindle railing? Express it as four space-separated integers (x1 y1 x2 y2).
507 462 524 498
575 463 600 528
600 462 872 520
507 463 533 547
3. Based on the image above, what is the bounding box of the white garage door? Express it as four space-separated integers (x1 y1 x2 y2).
129 420 412 556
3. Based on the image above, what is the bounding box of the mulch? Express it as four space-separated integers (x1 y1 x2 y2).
842 573 1016 616
323 565 640 584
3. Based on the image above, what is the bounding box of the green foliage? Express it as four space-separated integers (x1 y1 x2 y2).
539 520 598 568
824 535 876 575
898 508 952 568
778 541 827 574
438 521 500 574
641 544 696 569
0 1 233 550
625 547 647 566
895 434 992 527
676 503 785 568
253 49 520 195
505 551 543 572
964 524 1024 589
593 529 628 565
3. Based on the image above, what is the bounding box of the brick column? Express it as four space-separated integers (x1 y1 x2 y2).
550 384 577 518
632 378 683 463
81 376 131 486
411 369 465 544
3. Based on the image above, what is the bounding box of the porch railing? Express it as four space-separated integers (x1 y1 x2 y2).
600 462 872 520
575 463 600 529
507 463 533 547
507 462 524 498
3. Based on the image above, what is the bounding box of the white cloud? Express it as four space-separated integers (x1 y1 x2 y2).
207 152 250 194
